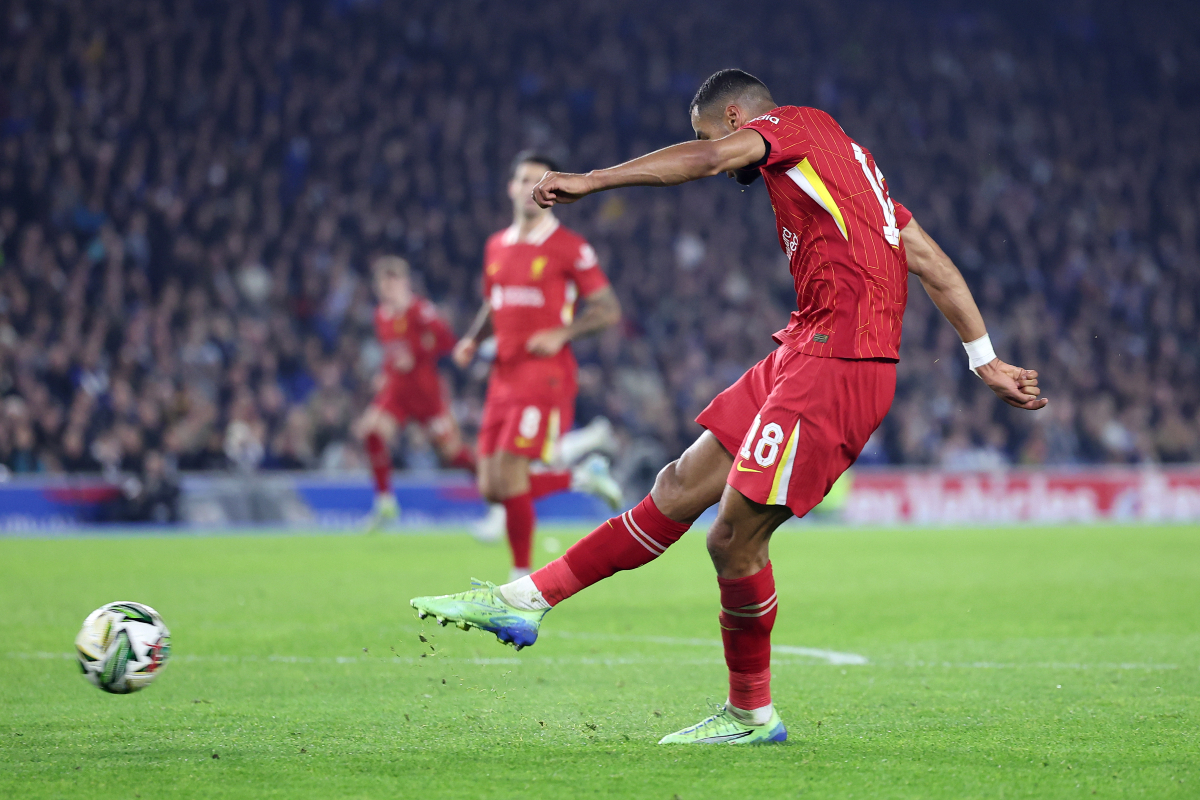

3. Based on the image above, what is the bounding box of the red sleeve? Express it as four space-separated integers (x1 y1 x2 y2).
893 200 913 230
568 237 610 297
740 107 810 170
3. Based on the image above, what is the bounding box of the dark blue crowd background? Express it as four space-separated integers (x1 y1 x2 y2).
0 0 1197 490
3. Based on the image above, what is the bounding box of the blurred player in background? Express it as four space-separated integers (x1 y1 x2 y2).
414 71 1046 742
355 256 475 530
453 152 623 580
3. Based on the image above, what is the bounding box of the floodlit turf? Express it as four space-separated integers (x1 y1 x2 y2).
1 524 1198 799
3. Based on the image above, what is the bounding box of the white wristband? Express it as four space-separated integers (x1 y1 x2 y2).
963 333 996 375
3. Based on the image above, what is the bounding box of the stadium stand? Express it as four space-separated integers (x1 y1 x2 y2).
0 0 1197 498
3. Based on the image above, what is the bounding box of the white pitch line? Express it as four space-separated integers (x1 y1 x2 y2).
893 659 1182 671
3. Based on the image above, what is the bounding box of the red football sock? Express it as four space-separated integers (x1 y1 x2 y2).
503 493 536 570
530 495 689 606
719 562 777 711
528 470 571 501
447 444 476 474
364 432 391 494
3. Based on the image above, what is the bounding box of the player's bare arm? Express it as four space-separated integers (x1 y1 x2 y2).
452 302 492 367
901 217 1047 411
526 286 621 357
533 129 766 207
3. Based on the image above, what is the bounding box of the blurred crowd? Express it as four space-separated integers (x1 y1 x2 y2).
1 0 1198 492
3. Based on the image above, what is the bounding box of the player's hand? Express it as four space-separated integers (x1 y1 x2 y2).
533 172 595 207
452 337 477 368
526 327 570 357
976 359 1048 410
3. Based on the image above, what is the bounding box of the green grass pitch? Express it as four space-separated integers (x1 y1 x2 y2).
1 523 1197 799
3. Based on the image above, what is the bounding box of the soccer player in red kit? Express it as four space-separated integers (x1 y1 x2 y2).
355 256 476 529
452 152 623 580
413 71 1046 742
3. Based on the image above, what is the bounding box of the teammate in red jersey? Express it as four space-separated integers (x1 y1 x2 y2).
412 70 1047 743
355 256 476 529
453 152 623 579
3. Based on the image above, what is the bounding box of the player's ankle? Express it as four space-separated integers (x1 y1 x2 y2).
726 701 774 726
498 575 551 611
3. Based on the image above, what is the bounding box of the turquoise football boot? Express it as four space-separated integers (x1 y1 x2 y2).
658 706 788 744
410 580 548 650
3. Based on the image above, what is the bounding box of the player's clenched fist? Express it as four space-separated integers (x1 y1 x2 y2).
533 172 594 207
975 360 1048 410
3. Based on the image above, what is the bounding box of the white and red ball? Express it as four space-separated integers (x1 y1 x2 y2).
75 601 171 694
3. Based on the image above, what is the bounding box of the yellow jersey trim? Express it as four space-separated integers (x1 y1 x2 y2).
766 422 801 505
786 158 848 240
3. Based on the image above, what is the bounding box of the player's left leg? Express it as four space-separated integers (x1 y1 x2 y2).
659 485 791 744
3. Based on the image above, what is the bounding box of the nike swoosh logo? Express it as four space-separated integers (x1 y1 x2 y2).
735 460 762 473
695 731 754 743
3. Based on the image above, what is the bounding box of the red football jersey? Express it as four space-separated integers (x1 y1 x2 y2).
742 106 913 361
481 216 609 402
373 298 456 383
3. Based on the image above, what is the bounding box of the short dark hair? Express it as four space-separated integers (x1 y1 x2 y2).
511 150 561 177
690 69 774 117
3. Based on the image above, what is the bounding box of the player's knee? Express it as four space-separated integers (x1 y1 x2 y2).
705 518 735 569
651 456 718 525
477 462 510 503
477 472 499 503
357 412 387 440
651 459 686 513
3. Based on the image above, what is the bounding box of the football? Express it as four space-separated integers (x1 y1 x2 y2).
75 602 171 694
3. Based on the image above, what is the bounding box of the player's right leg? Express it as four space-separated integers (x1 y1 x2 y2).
411 349 776 647
354 405 400 531
410 431 732 648
508 430 731 607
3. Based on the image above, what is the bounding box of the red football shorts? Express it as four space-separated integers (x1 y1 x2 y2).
478 396 575 462
696 346 895 518
371 373 452 434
